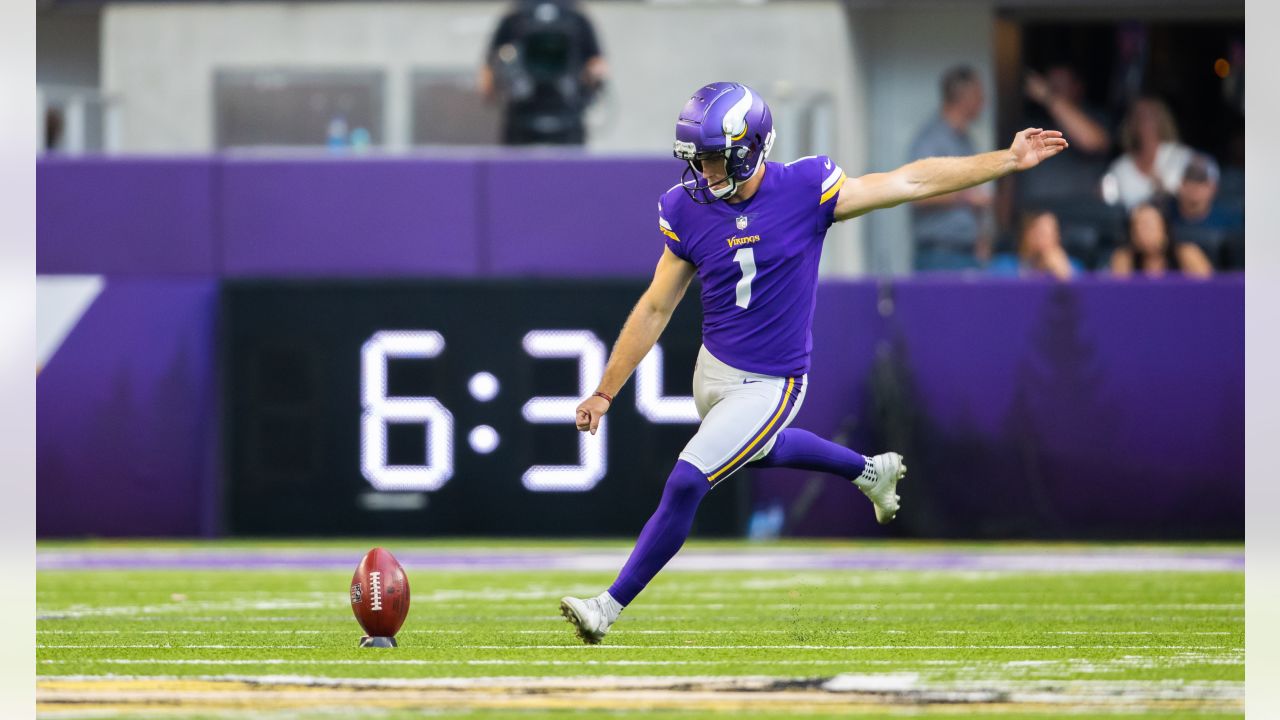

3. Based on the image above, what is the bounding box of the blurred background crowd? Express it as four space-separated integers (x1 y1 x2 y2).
37 0 1244 277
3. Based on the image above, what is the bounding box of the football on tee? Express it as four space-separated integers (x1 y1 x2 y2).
350 547 410 641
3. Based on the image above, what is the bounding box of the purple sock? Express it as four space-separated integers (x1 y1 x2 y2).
607 460 710 606
749 428 866 478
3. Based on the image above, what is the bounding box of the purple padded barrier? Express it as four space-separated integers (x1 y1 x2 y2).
37 157 217 275
484 155 680 276
36 155 682 277
36 279 220 537
219 157 484 276
33 276 1242 539
756 276 1244 539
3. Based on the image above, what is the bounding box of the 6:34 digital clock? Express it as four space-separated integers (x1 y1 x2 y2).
223 279 748 537
359 328 697 494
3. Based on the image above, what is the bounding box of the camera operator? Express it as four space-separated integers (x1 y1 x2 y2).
478 0 608 146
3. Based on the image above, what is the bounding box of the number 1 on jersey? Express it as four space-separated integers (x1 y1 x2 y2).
733 247 756 309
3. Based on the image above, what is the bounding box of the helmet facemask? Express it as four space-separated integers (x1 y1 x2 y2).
675 131 774 205
680 148 744 204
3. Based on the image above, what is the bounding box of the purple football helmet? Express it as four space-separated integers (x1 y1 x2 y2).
674 82 776 204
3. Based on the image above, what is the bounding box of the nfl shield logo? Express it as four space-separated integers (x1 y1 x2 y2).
735 215 749 231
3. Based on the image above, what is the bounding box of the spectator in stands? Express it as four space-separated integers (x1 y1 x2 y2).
1109 203 1212 278
1164 154 1244 269
1023 65 1111 155
908 65 992 271
989 210 1082 281
478 0 608 145
1102 97 1192 211
1167 153 1242 241
1014 64 1118 260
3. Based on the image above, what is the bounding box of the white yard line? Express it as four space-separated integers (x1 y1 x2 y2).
36 600 333 618
940 629 1237 635
420 644 1234 651
35 601 1243 619
37 630 334 635
38 645 321 650
38 659 955 666
34 673 809 687
35 628 1238 636
36 616 1245 627
37 672 1246 689
39 656 1244 667
36 643 1234 651
35 672 1246 699
37 614 1242 626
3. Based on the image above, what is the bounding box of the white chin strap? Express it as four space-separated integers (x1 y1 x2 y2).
710 177 738 199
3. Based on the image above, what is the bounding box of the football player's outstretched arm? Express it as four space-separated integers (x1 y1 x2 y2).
575 247 697 435
832 128 1069 222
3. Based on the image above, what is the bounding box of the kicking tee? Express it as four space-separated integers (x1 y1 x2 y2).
658 155 845 377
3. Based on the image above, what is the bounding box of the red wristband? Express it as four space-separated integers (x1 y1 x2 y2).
593 391 614 404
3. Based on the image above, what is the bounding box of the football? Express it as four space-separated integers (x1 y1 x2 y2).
350 547 410 642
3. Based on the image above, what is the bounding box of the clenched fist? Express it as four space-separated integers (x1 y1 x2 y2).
575 394 611 435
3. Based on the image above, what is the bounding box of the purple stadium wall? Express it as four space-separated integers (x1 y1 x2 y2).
36 157 1244 538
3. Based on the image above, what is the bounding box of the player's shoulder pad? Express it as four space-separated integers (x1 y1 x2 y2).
783 153 844 193
785 155 845 205
660 182 687 209
659 184 687 219
658 184 686 242
808 154 849 204
784 154 821 168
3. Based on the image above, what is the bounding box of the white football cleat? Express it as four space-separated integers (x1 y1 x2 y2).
560 595 616 645
854 452 906 525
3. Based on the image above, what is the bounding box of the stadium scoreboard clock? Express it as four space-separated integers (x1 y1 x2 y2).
223 280 749 536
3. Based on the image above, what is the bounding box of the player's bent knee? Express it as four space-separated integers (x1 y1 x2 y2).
663 460 711 506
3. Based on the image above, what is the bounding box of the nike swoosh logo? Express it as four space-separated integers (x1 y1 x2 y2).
742 379 763 384
824 159 832 170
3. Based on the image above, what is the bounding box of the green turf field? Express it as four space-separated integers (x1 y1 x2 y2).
36 540 1243 719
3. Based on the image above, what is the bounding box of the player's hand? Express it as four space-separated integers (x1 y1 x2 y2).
575 395 611 435
1010 128 1068 171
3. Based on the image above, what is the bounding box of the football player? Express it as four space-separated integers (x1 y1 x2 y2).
561 82 1067 643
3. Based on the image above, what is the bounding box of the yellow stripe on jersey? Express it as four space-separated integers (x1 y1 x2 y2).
707 377 795 482
819 171 846 205
660 225 680 242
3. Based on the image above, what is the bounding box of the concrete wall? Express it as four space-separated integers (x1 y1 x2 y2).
102 2 498 152
100 2 862 152
100 1 868 273
849 2 997 274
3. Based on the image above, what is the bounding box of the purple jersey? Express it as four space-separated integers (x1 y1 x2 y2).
659 155 846 377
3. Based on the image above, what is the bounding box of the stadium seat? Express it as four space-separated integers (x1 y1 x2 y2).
1221 230 1245 269
1171 224 1228 267
1016 155 1110 204
1218 165 1245 218
1059 223 1101 268
991 228 1017 257
1026 198 1126 270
